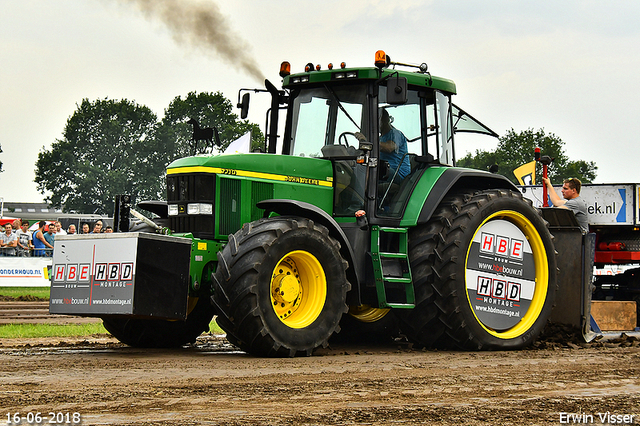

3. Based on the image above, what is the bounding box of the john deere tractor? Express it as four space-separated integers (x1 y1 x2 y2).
50 51 558 356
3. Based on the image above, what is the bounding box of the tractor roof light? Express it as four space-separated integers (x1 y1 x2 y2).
315 64 321 71
375 50 390 69
334 71 358 79
340 62 346 69
328 63 333 70
280 61 291 77
305 62 315 72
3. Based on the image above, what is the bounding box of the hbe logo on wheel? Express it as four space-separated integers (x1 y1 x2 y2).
479 232 524 261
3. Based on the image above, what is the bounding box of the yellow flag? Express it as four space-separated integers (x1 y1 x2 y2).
513 161 536 185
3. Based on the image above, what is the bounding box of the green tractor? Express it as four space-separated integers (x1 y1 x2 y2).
51 51 558 356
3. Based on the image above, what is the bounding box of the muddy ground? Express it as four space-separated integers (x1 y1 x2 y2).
1 329 639 426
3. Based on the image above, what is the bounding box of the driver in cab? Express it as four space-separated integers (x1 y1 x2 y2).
357 108 410 184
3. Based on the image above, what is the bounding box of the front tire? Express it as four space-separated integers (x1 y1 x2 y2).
399 189 557 350
212 217 350 357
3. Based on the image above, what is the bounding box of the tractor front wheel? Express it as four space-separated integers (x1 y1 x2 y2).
212 217 350 357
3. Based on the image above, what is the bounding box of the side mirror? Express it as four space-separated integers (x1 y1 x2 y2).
238 93 250 119
386 76 407 105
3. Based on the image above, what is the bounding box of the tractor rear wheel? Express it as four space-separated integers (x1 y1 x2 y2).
212 217 350 357
101 294 216 348
395 217 450 348
400 189 557 350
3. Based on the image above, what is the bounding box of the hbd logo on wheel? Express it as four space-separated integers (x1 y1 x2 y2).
477 276 521 302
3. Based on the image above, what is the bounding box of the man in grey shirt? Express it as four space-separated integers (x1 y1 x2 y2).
542 177 589 233
0 223 18 256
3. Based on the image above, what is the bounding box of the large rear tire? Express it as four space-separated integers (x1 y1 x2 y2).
101 295 216 348
395 217 449 348
399 189 557 350
212 217 350 357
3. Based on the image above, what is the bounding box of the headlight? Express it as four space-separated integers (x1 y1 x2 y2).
168 204 179 216
187 203 213 215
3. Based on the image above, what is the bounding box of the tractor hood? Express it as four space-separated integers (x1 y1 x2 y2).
166 153 335 188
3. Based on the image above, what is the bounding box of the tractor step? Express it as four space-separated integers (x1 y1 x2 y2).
371 226 415 309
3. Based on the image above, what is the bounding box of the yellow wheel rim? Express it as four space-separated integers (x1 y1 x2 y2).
348 305 390 323
270 250 327 328
465 210 549 340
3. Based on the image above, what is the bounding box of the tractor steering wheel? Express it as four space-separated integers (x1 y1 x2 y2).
338 131 358 148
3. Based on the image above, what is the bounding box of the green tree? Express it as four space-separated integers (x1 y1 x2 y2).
158 91 263 162
457 128 597 185
35 98 162 215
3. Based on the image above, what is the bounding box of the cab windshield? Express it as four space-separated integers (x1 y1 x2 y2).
285 81 454 217
288 84 367 158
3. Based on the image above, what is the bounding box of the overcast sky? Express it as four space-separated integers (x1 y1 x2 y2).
2 0 639 204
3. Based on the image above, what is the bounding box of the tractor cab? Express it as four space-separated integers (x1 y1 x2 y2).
278 53 457 222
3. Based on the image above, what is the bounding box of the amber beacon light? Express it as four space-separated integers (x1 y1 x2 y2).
279 61 291 77
375 50 389 68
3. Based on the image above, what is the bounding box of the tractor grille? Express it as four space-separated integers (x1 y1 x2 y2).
167 174 215 201
219 178 242 236
217 179 274 236
251 181 273 220
167 174 215 239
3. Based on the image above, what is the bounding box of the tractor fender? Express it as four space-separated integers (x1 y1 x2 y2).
417 168 518 224
256 199 361 300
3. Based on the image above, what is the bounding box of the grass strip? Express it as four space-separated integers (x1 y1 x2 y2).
0 322 107 338
0 320 223 339
0 287 50 300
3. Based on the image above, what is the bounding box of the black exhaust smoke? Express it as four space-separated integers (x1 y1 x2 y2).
122 0 266 83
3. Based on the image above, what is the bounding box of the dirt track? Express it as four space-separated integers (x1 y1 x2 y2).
1 331 639 426
0 301 101 324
